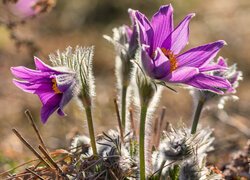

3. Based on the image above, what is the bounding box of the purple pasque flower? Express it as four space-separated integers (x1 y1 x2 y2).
131 4 231 94
190 56 242 109
11 57 78 123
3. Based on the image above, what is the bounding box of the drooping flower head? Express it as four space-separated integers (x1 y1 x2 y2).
11 46 94 123
11 57 78 123
190 57 243 109
130 4 231 94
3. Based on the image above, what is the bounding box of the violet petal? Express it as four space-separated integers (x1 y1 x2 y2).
41 94 62 123
151 4 173 49
177 40 226 68
134 10 154 47
199 63 227 72
186 73 231 94
162 67 199 83
151 48 171 79
162 13 195 54
13 79 52 93
141 45 155 77
217 56 228 67
11 66 52 83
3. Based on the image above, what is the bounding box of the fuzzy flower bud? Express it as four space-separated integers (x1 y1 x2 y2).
104 23 138 131
152 124 214 176
179 156 224 180
96 130 137 178
104 10 138 86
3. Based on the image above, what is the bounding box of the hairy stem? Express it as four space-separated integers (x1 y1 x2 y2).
121 85 127 129
191 99 205 134
85 106 97 156
139 103 148 180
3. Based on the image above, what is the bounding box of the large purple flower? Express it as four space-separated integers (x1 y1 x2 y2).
131 4 231 94
11 57 77 123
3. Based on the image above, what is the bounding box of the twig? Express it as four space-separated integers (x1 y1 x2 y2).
155 107 166 148
0 159 39 177
108 169 119 180
5 173 32 180
38 145 63 175
80 158 103 172
26 168 44 180
164 121 170 131
12 129 52 168
25 110 48 151
93 170 106 180
114 98 124 142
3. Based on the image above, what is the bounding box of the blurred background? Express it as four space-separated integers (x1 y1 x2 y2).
0 0 249 171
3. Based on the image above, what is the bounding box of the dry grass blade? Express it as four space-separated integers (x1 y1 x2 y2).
129 108 137 139
153 117 159 148
12 129 52 168
26 168 44 180
25 110 48 151
114 98 124 142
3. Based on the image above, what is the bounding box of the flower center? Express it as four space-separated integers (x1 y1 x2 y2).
161 48 178 72
52 78 62 94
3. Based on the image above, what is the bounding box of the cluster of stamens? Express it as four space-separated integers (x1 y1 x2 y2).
160 48 178 72
52 78 62 94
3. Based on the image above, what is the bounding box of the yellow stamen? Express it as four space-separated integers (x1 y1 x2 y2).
161 48 178 72
52 78 62 94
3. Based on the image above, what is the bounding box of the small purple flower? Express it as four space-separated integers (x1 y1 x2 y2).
214 57 242 94
7 0 55 18
11 57 78 123
131 4 231 94
8 0 39 18
191 57 242 109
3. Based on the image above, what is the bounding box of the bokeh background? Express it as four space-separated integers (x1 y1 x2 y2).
0 0 249 171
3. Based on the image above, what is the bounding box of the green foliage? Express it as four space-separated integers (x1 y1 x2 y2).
169 164 180 180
